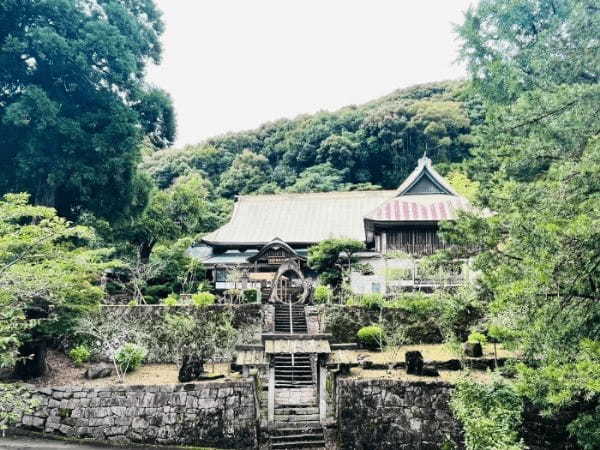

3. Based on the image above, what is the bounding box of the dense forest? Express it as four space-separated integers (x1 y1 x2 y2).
142 80 483 196
1 0 599 448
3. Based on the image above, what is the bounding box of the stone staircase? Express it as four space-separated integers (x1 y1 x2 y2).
268 304 326 449
274 353 313 388
271 387 325 449
274 303 308 333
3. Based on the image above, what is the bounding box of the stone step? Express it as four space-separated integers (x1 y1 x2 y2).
272 421 321 430
275 383 314 388
271 441 325 449
275 373 313 379
273 414 321 422
273 407 319 415
271 433 323 441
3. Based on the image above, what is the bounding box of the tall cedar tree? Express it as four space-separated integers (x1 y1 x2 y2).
0 0 175 221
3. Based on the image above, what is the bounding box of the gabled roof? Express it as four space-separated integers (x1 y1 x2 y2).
364 154 471 222
202 190 394 245
396 154 459 196
247 238 306 262
364 195 474 222
202 156 473 247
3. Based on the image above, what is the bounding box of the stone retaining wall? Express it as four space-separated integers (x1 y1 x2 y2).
337 379 462 450
19 381 258 449
337 379 583 450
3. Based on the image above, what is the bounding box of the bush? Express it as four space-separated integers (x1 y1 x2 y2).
243 289 258 303
347 293 385 310
385 293 441 319
162 294 178 306
357 325 385 350
191 291 216 306
468 331 488 344
314 285 332 304
450 377 525 450
68 345 91 367
115 343 147 373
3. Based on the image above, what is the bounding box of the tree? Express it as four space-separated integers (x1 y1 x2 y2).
287 163 348 193
0 193 106 375
121 173 232 262
218 150 272 197
0 0 175 221
448 0 600 446
307 238 365 291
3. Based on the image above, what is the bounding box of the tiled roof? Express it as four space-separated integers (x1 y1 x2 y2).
202 156 476 246
202 190 394 245
364 195 473 221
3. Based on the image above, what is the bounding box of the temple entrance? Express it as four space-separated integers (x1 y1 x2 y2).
275 270 303 304
270 260 309 304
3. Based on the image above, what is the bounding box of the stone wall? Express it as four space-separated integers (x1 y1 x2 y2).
322 305 443 344
96 304 264 363
337 379 462 450
337 379 584 450
19 381 258 449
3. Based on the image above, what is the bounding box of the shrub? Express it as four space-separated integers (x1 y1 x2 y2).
68 345 91 367
357 325 385 350
191 291 216 306
243 289 258 303
115 343 147 373
314 285 332 304
162 294 178 306
385 293 441 319
450 377 525 450
468 331 488 344
346 293 384 310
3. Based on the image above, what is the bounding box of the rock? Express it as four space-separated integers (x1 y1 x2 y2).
421 365 440 377
178 354 204 382
84 365 113 379
463 342 483 358
406 351 424 375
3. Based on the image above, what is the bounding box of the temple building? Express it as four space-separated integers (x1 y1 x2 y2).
191 155 475 299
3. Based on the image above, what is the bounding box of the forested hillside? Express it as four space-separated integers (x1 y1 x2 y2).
141 80 484 196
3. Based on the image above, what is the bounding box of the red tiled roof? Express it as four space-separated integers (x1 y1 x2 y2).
365 196 472 222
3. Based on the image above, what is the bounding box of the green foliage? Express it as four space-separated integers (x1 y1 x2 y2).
357 325 385 350
0 193 107 368
314 285 333 304
449 2 600 446
218 150 272 198
0 0 174 221
115 343 147 373
143 81 479 198
451 377 525 450
117 173 231 262
164 310 237 365
346 293 385 310
192 291 216 307
242 289 258 304
0 383 39 435
467 332 487 345
308 238 365 289
446 170 479 201
68 345 91 367
162 294 178 307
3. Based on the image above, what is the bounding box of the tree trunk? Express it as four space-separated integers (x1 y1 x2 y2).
138 240 155 264
14 339 47 380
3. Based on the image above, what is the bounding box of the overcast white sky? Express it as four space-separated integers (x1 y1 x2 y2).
147 1 477 147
